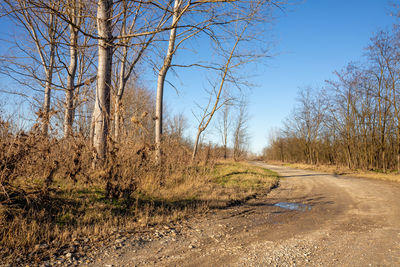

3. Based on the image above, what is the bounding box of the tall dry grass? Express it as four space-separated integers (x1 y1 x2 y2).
0 117 278 264
0 121 206 262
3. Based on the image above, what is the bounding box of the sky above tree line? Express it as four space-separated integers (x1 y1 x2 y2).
0 0 397 154
160 0 398 154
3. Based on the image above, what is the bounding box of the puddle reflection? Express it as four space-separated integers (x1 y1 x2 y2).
274 202 312 211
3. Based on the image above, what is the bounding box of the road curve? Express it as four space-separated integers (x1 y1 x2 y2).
91 163 400 266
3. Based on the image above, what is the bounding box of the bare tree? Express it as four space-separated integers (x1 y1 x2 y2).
233 99 249 161
1 0 62 135
154 0 278 163
218 100 232 159
91 0 173 162
155 0 183 163
0 0 284 166
263 28 400 172
113 0 169 140
63 0 83 137
190 0 279 161
92 0 113 164
191 22 250 161
216 90 234 159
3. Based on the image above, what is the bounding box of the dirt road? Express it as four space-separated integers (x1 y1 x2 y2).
91 163 400 266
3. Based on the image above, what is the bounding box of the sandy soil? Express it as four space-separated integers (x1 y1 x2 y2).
90 162 400 266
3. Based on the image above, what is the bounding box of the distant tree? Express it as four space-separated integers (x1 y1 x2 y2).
191 21 250 161
216 95 233 159
233 99 249 161
0 0 63 135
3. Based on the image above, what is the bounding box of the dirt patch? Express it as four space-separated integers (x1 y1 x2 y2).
268 160 400 183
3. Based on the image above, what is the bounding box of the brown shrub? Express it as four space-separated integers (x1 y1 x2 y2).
0 122 216 263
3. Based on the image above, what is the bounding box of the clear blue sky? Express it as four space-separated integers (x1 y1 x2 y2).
161 0 398 154
0 0 397 154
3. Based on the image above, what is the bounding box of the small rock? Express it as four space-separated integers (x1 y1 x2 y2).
188 244 196 249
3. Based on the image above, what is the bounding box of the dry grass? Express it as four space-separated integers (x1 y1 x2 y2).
0 124 279 265
267 160 400 183
211 161 278 190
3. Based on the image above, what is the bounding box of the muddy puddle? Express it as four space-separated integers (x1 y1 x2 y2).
274 202 312 211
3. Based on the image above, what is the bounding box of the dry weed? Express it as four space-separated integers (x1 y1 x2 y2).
0 123 278 264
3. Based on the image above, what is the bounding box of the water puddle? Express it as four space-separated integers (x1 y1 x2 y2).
274 202 311 211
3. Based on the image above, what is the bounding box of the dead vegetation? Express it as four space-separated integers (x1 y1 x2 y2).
0 118 278 264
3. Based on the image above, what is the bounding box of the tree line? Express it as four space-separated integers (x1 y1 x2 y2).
0 0 284 167
264 21 400 172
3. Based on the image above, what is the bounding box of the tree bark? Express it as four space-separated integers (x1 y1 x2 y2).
93 0 113 164
192 130 201 162
42 13 56 136
155 0 181 164
114 54 126 140
64 17 78 137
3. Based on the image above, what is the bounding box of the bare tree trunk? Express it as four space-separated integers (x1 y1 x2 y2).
64 20 78 137
223 143 227 159
93 0 113 164
397 152 400 173
90 112 95 141
192 130 201 162
233 101 248 161
155 0 181 164
221 103 230 159
114 96 122 139
113 1 127 141
42 64 53 135
42 13 56 136
114 54 126 140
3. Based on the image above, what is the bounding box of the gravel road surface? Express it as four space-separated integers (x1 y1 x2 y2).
90 162 400 266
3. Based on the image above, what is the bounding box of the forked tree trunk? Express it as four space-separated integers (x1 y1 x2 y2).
93 0 113 164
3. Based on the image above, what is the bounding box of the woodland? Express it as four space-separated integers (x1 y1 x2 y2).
0 0 284 263
263 23 400 172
